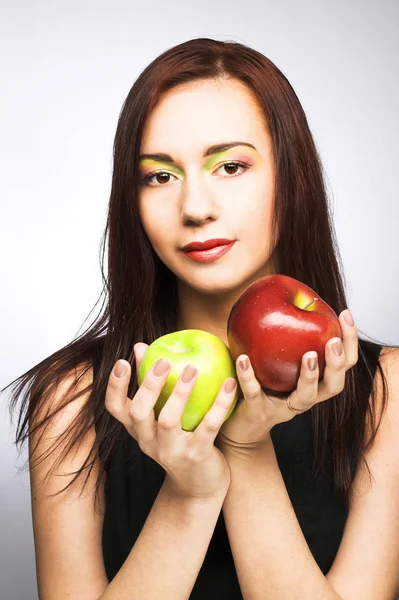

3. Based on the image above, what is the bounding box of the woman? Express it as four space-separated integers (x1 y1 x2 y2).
4 38 399 599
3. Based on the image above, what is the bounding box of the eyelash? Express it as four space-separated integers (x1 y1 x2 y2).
140 160 252 187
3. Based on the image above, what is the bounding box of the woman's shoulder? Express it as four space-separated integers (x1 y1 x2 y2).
358 337 399 381
374 344 399 397
361 341 399 432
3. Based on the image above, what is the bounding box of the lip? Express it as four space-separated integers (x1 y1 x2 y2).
182 241 235 263
181 238 234 251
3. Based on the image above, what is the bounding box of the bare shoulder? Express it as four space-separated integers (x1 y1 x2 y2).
378 344 399 375
372 345 399 416
361 345 399 471
30 360 109 599
29 360 95 483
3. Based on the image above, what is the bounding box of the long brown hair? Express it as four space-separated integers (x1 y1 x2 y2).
2 37 396 515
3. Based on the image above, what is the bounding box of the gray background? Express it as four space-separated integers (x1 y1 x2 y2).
1 1 398 598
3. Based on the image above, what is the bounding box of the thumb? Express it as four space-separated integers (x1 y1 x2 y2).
134 342 149 373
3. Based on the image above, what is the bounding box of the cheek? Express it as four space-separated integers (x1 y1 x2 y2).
241 189 273 226
240 192 274 246
140 205 174 253
140 202 165 235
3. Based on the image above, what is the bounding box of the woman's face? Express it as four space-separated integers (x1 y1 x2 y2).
138 78 277 296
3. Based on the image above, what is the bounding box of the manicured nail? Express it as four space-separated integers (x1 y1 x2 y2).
153 358 170 376
343 309 354 326
224 378 237 393
114 360 128 378
307 356 318 371
332 340 343 356
181 365 197 383
239 357 249 371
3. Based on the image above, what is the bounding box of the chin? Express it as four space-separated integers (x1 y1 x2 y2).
188 270 251 296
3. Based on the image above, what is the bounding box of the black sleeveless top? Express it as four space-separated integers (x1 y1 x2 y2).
94 339 382 598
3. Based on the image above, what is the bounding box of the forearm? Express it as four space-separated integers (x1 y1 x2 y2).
222 440 341 600
100 476 227 600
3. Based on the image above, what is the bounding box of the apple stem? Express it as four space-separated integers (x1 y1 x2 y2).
304 297 318 310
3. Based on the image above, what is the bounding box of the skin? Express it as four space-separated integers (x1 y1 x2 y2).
105 77 399 600
137 76 357 424
138 77 279 346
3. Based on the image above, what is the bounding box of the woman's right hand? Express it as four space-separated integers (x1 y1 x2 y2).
105 343 237 500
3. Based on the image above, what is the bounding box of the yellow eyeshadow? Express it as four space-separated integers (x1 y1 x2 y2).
139 159 184 176
204 149 257 170
139 148 258 176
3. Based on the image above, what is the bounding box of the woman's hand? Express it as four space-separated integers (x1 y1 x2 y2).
105 343 238 500
216 309 358 451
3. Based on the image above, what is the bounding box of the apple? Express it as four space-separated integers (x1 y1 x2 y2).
227 274 342 394
137 329 239 431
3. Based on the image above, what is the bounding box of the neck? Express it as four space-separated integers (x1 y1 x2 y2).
176 282 232 346
175 263 277 346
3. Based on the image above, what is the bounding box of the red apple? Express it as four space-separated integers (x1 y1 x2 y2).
227 274 343 394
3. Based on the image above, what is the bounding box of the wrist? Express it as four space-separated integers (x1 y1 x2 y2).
216 432 272 453
217 434 273 461
162 475 230 505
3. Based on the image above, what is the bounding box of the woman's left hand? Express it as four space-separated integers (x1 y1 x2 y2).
216 309 358 451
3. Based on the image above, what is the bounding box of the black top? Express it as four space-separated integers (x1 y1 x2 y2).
94 339 382 598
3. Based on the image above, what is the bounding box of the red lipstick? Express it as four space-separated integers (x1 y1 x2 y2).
181 239 235 263
181 238 234 251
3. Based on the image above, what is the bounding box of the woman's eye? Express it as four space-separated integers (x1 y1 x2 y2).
215 161 250 177
141 171 177 187
141 161 250 187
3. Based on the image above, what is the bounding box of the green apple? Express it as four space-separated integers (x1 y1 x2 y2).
137 329 239 431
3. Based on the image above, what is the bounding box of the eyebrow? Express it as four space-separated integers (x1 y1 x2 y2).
139 141 256 163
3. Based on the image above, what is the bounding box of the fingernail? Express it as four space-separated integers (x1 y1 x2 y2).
224 378 237 393
239 357 249 371
332 340 343 356
307 356 318 371
181 365 197 383
153 358 170 377
343 309 354 326
114 360 128 378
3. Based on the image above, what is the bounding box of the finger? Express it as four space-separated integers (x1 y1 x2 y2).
192 377 237 446
105 359 135 431
134 342 149 373
131 357 172 447
235 355 265 420
156 364 200 447
339 309 358 369
317 337 346 402
286 351 319 412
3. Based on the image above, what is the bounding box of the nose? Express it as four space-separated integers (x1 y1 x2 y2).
180 176 219 226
